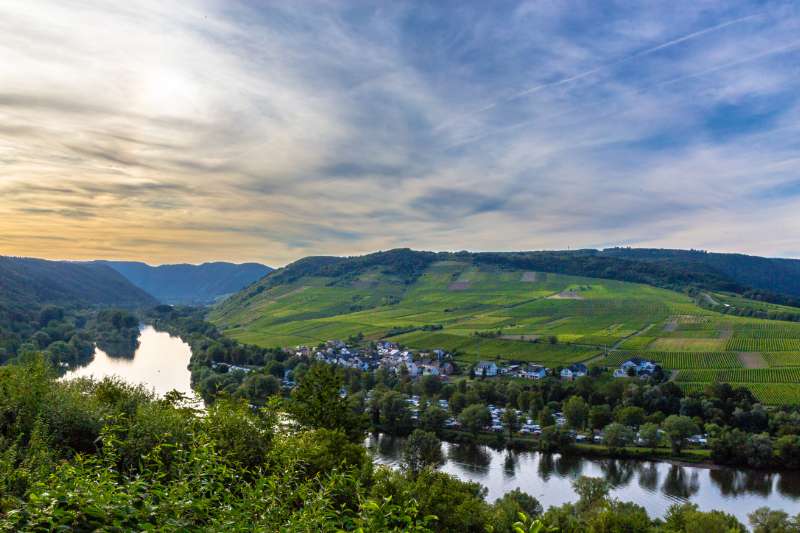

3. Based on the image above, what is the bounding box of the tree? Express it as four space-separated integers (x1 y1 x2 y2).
589 404 613 430
662 415 700 454
492 489 543 533
563 396 588 430
745 433 774 469
458 404 490 439
638 422 661 451
775 435 800 469
290 363 365 441
538 406 555 427
502 408 520 438
236 374 280 404
402 429 444 475
419 375 441 396
664 503 746 533
379 391 414 435
450 391 466 415
749 507 800 533
538 426 574 453
602 422 632 453
572 476 610 514
420 404 448 433
615 406 646 428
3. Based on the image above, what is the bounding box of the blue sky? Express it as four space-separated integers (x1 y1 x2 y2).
1 0 799 265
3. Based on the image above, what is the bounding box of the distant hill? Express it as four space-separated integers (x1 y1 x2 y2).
0 256 158 309
0 255 155 346
98 261 272 305
213 247 800 349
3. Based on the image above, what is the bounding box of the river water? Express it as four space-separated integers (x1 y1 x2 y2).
62 325 194 397
367 433 800 524
61 329 800 523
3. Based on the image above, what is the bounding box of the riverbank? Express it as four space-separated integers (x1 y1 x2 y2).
367 432 800 527
437 428 713 465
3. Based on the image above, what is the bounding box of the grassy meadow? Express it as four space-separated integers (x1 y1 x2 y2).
211 261 800 404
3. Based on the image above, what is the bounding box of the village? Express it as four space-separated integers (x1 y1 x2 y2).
292 339 661 383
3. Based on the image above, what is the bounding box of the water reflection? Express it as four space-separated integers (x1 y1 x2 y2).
638 462 660 493
62 326 194 398
367 433 800 524
503 451 518 478
661 466 700 500
554 453 583 478
538 453 555 481
449 443 492 475
600 459 636 487
777 474 800 499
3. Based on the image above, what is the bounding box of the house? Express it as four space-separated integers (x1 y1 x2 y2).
402 361 420 377
614 358 657 378
421 363 440 376
561 363 587 380
475 361 498 377
570 363 588 377
524 364 548 380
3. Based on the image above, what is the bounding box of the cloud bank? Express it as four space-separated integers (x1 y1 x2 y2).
1 0 799 265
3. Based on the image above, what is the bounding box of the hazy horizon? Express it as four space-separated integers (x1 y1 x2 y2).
2 1 799 265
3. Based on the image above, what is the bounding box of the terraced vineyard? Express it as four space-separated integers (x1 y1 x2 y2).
675 368 800 383
726 337 800 352
605 351 742 369
763 352 800 367
212 251 800 404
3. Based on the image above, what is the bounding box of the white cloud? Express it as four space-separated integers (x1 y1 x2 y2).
0 0 799 265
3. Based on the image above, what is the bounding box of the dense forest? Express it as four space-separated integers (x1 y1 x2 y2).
602 248 800 298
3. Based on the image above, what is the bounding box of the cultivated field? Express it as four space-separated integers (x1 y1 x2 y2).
212 261 800 404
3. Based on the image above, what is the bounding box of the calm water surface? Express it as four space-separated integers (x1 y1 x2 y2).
367 434 800 524
63 325 194 397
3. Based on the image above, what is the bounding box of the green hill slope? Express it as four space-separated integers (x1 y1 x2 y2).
212 251 698 359
212 249 800 404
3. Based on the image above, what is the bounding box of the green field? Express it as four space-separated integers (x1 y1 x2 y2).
212 260 800 404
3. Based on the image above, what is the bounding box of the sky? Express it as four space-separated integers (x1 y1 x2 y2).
1 0 800 267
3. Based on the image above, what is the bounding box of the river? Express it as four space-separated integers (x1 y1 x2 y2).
62 325 194 397
367 433 800 525
61 329 800 523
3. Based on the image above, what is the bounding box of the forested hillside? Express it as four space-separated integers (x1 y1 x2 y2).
232 247 800 305
0 256 157 367
98 261 271 304
601 248 800 299
0 256 157 309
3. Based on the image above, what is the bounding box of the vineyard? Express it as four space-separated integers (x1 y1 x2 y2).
675 368 800 384
763 352 800 367
605 351 741 369
211 256 800 404
677 382 800 404
725 337 800 351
